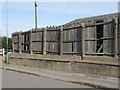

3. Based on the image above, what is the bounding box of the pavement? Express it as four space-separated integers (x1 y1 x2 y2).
0 56 119 89
3 70 90 88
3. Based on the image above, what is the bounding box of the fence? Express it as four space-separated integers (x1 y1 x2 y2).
0 48 5 56
12 16 119 58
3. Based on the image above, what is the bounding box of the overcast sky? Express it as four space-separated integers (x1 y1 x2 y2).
0 1 118 37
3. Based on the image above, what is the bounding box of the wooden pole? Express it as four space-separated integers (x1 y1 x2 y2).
43 28 47 55
60 26 63 55
114 17 118 58
82 23 86 59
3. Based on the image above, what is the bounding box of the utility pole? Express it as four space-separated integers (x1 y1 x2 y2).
5 0 9 64
34 0 38 30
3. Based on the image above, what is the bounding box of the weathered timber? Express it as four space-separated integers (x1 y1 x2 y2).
82 23 86 57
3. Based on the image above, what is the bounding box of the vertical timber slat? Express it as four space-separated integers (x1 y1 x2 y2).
103 19 108 54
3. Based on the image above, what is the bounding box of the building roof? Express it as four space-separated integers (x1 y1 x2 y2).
64 13 118 26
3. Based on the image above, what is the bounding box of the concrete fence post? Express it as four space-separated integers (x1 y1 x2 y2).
114 17 118 58
19 32 22 53
82 23 86 59
30 30 33 54
60 26 63 55
43 28 47 55
12 34 14 53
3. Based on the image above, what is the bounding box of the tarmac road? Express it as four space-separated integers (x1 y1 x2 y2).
2 70 89 88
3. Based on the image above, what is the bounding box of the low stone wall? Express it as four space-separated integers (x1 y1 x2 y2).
9 56 119 78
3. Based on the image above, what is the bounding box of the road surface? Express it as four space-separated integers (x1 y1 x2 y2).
2 70 89 88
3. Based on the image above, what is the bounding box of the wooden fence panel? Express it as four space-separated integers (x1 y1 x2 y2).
14 43 19 51
12 34 19 52
21 34 24 51
32 31 43 41
13 35 19 42
107 22 114 54
46 30 60 54
32 31 43 53
32 42 43 52
103 19 108 54
21 33 30 53
63 27 82 55
85 21 96 54
103 19 114 54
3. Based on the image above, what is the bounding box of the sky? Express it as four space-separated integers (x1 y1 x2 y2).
0 1 119 37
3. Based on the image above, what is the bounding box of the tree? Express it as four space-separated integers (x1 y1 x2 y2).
2 37 7 49
0 36 12 49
